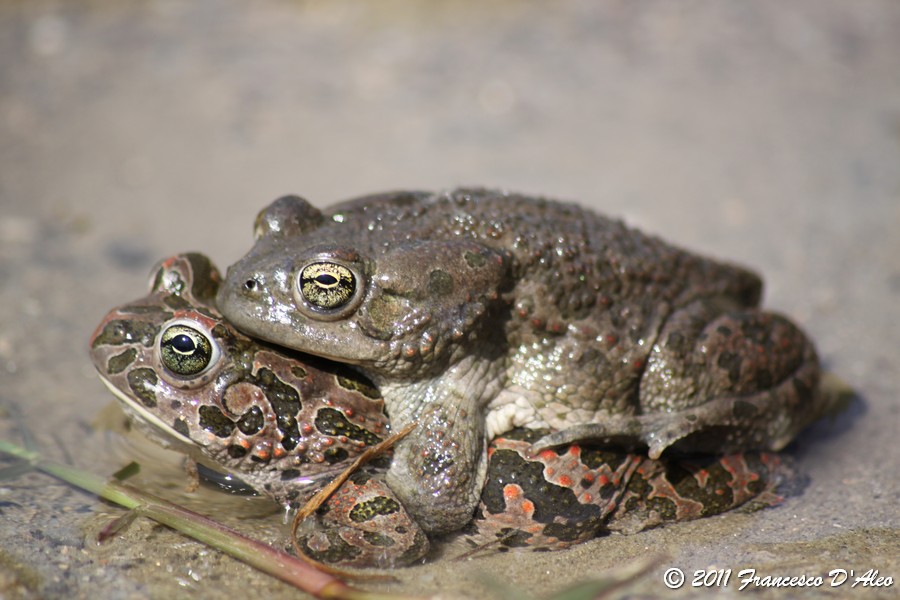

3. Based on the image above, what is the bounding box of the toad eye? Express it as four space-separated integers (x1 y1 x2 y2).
296 261 364 319
160 324 216 377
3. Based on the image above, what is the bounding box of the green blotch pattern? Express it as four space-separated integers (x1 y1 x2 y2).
126 367 158 408
315 407 382 446
349 496 401 523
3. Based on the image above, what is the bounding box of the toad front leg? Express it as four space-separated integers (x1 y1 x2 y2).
380 355 504 535
296 467 430 568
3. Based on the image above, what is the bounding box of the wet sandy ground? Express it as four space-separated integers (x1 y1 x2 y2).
1 1 899 598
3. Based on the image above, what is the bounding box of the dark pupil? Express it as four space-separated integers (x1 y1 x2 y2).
172 334 197 353
315 274 338 286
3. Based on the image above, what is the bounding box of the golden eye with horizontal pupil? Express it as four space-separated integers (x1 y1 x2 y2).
299 262 357 310
160 325 214 376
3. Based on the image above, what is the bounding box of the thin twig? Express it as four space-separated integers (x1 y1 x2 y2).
294 422 416 523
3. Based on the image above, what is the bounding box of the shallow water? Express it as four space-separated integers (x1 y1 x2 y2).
2 1 899 598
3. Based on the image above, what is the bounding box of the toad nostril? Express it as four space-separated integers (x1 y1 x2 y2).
243 278 258 292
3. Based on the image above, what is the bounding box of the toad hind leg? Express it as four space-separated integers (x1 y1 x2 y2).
637 304 822 456
537 304 824 458
604 451 790 535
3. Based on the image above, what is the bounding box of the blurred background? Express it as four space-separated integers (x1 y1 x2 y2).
1 1 898 598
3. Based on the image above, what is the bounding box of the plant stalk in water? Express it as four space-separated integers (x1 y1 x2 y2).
0 438 422 600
